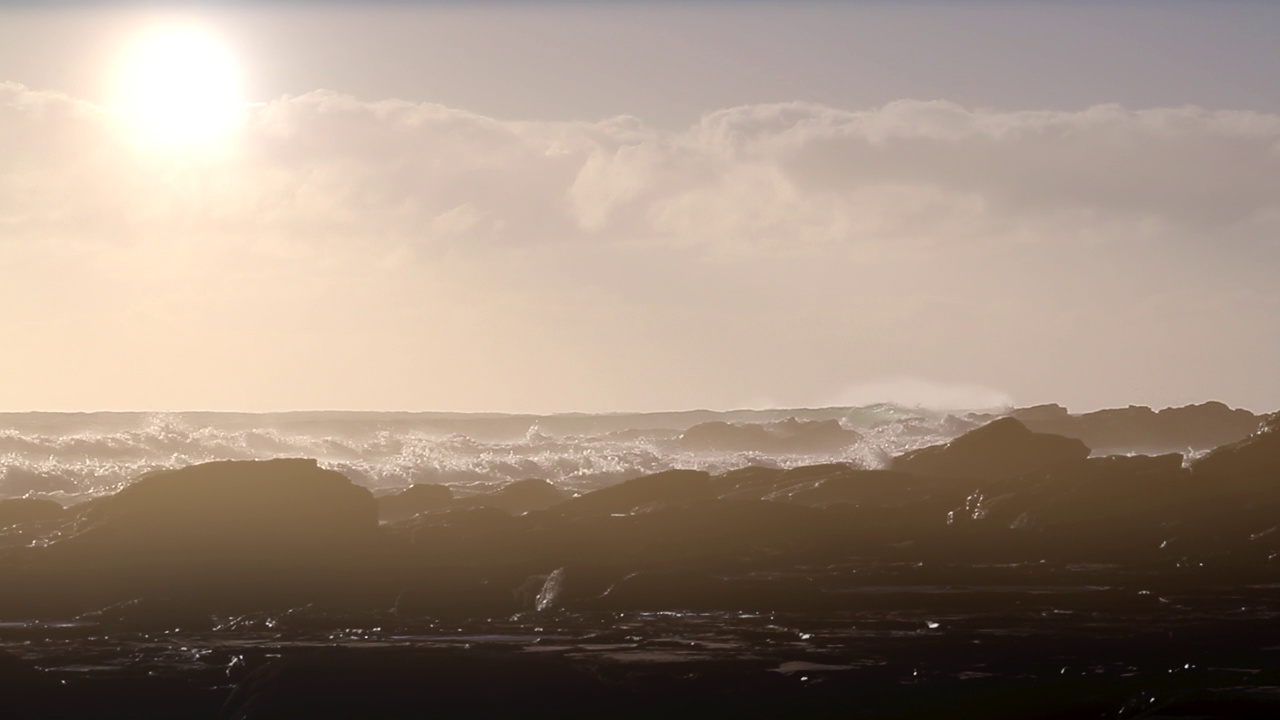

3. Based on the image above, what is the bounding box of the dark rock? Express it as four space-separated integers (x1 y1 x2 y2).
3 649 61 719
220 647 610 720
768 417 862 452
591 568 822 612
377 483 453 523
76 597 214 631
1191 412 1280 481
713 463 918 506
0 497 65 527
409 505 515 542
945 454 1188 546
1014 401 1261 454
61 458 376 556
677 421 769 451
407 505 523 564
457 478 567 514
890 418 1090 481
1009 403 1072 425
678 418 860 453
709 465 788 500
557 469 712 517
599 499 845 565
593 569 734 611
392 574 517 619
8 459 386 615
764 467 922 508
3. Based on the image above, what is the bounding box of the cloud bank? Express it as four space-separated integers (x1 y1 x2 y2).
2 83 1278 412
6 84 1279 251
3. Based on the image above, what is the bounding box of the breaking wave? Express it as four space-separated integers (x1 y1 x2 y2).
0 406 978 503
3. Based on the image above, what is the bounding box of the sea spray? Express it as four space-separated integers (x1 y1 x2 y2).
0 406 974 502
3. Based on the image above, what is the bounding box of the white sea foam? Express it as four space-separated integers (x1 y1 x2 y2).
0 406 975 503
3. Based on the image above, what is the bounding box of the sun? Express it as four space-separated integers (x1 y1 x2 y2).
115 26 244 148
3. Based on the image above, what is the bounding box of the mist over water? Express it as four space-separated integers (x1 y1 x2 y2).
0 405 977 503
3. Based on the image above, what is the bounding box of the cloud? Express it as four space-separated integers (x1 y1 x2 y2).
2 82 1279 412
5 83 1279 256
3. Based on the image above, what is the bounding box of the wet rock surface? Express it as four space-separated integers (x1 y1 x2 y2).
3 420 1280 718
6 599 1280 719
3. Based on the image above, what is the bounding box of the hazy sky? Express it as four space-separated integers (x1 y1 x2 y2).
2 1 1278 413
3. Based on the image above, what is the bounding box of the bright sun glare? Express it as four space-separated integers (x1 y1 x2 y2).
116 26 243 148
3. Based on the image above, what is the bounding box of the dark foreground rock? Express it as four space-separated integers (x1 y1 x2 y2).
64 458 377 552
219 647 614 720
2 459 385 617
8 606 1280 720
5 649 63 720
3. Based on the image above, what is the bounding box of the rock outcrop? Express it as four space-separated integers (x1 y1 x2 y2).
710 463 928 508
377 484 454 523
456 478 567 515
379 478 570 522
1010 401 1261 453
762 468 924 508
556 469 712 517
942 454 1187 550
678 418 860 453
1191 412 1280 481
62 458 377 556
0 497 65 527
890 417 1090 481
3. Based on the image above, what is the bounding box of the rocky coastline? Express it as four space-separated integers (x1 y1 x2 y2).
3 405 1279 718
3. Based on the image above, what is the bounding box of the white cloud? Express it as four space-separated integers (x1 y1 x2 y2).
5 84 1279 256
568 143 659 232
2 82 1279 412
